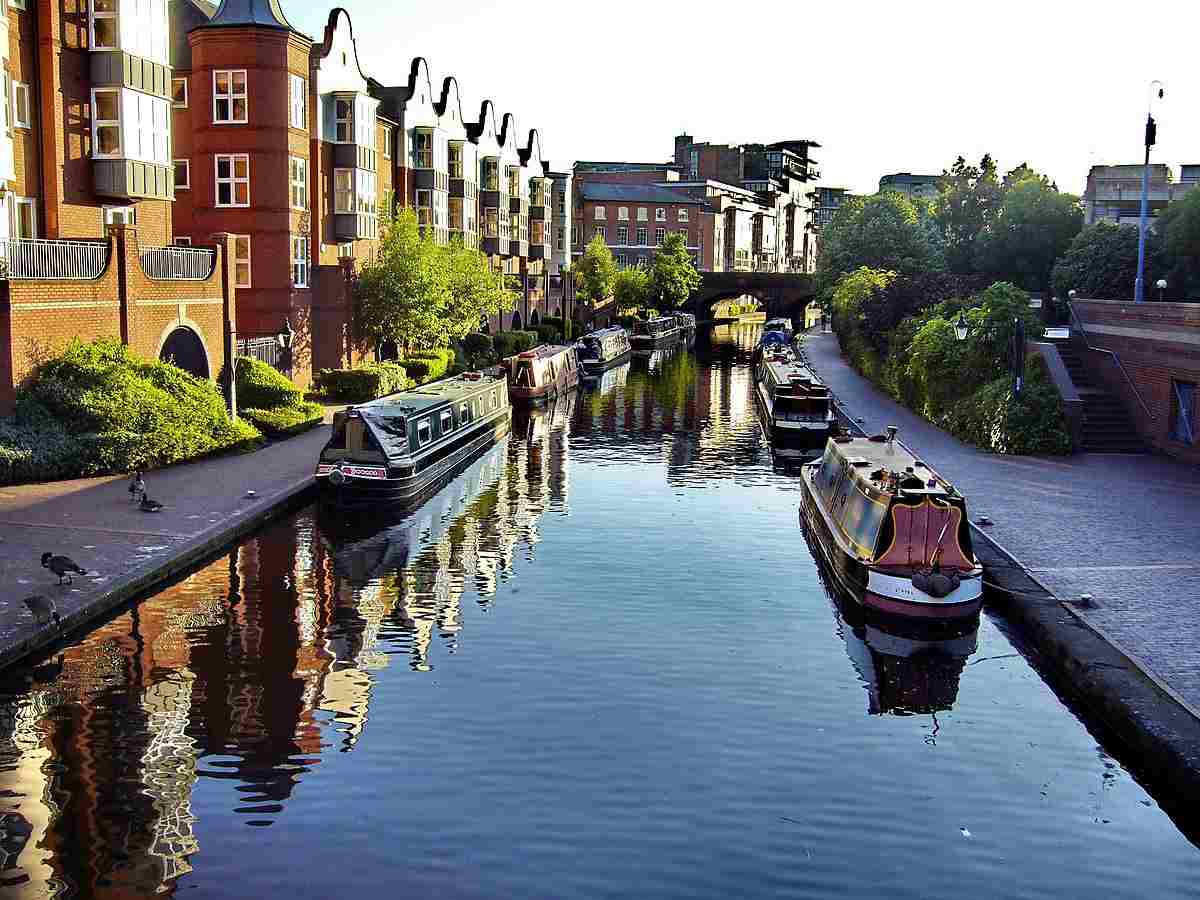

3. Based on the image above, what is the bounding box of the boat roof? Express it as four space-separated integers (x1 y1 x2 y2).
828 436 955 496
353 372 505 417
766 317 791 326
764 358 824 385
583 326 627 338
512 344 573 361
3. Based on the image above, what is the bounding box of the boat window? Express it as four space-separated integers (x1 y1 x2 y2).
417 418 432 447
461 401 471 423
514 363 532 387
441 409 454 433
840 491 887 557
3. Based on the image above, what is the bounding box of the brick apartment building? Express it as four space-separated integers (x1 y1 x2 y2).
1081 163 1200 228
0 0 238 414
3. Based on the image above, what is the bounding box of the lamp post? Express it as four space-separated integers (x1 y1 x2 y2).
1135 80 1165 304
953 309 970 342
1156 278 1168 301
275 318 294 378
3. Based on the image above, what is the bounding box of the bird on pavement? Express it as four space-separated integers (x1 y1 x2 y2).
22 595 61 628
129 471 146 503
41 553 87 585
139 495 164 512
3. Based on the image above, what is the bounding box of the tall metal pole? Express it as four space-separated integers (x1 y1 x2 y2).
1135 81 1163 304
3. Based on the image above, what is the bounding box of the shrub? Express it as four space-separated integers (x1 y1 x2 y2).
240 401 325 438
493 330 538 358
315 363 409 402
234 356 303 409
399 348 452 383
535 323 563 345
462 333 493 357
944 356 1072 455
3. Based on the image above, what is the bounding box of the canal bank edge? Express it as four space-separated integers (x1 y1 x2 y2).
828 399 1200 805
0 474 318 673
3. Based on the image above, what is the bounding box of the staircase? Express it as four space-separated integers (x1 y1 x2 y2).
1049 339 1145 453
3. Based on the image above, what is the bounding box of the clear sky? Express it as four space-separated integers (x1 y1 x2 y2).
287 0 1199 196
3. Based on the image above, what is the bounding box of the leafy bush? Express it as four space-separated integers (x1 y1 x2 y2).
493 330 538 358
234 356 303 409
240 401 325 438
462 333 493 357
535 323 563 345
315 363 410 402
944 356 1072 455
399 348 452 383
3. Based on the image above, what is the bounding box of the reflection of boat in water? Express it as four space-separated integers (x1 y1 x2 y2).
631 340 685 374
581 360 630 396
512 388 577 442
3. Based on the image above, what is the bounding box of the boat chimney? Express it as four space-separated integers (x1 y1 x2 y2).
886 425 898 444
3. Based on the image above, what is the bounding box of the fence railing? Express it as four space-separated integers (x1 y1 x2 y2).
139 245 216 280
237 335 287 372
1 239 109 280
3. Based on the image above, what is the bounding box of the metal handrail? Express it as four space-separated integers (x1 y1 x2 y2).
1 238 109 280
139 245 216 280
1067 301 1155 421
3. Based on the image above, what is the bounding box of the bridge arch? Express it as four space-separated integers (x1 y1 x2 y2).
158 324 210 379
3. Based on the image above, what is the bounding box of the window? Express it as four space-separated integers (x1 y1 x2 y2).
616 253 626 267
448 142 463 179
636 226 647 245
213 70 247 124
103 205 135 225
338 242 354 258
172 77 188 109
233 234 251 287
616 225 628 244
507 166 520 197
655 208 666 222
618 206 629 221
289 156 307 210
417 418 432 447
482 158 499 191
637 207 648 222
215 153 249 206
593 225 606 241
174 159 190 190
1170 380 1195 444
382 125 392 159
655 227 665 245
335 97 353 142
90 0 117 50
174 236 192 246
291 234 309 288
440 410 454 434
556 227 564 250
594 206 605 221
413 128 432 168
483 207 498 238
2 73 9 134
12 82 30 129
416 189 432 227
13 197 36 239
679 229 689 243
334 168 353 214
678 208 689 222
289 73 305 129
460 402 471 423
92 88 121 156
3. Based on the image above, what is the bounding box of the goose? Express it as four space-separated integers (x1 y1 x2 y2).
139 495 164 512
41 553 87 585
128 471 146 503
22 595 61 628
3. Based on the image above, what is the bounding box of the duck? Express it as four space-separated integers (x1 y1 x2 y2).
128 470 146 503
41 552 87 585
22 595 61 628
139 495 164 513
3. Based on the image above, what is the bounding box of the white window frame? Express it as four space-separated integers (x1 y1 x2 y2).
215 153 250 207
338 242 354 259
102 205 136 227
334 167 353 214
335 97 354 143
382 125 392 160
174 158 190 190
637 207 648 222
655 227 665 246
13 196 36 239
212 69 247 124
291 234 309 288
174 236 192 246
594 206 605 221
289 155 307 210
233 234 251 288
678 208 689 222
89 0 118 51
12 82 30 129
616 225 627 245
618 206 629 221
655 208 666 222
636 226 647 246
417 418 432 447
440 409 454 434
172 77 188 109
288 73 305 129
91 87 121 158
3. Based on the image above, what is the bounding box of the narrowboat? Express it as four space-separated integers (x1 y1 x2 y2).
503 344 580 402
754 351 835 444
671 311 697 333
630 316 681 350
764 317 794 340
316 371 511 502
576 326 631 375
799 430 984 619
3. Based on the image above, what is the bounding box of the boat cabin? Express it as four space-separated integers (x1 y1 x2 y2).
505 344 580 400
671 311 697 329
758 358 829 420
578 326 631 366
631 317 679 340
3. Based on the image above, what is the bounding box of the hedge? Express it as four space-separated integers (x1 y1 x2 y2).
535 324 564 345
462 333 493 357
493 330 538 358
399 353 449 383
234 356 303 409
240 401 325 438
315 363 410 402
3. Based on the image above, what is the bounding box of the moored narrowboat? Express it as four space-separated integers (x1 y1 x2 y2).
316 371 511 502
799 430 984 619
764 317 794 340
754 352 835 444
504 344 580 401
630 316 682 350
576 326 631 375
671 311 697 332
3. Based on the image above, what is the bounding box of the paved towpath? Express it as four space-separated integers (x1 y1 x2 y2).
803 330 1200 714
0 422 330 666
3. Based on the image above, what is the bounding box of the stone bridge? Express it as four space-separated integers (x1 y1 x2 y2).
685 271 817 321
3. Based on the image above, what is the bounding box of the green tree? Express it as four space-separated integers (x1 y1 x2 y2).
935 154 1003 274
647 232 702 309
575 235 617 303
613 266 650 313
1158 189 1200 299
980 171 1083 294
1050 222 1166 301
444 236 518 341
816 192 943 293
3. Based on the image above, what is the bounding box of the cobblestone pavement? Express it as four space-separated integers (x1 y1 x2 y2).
803 331 1200 714
0 424 330 663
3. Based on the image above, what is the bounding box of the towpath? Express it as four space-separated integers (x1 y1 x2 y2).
804 330 1200 715
0 423 330 668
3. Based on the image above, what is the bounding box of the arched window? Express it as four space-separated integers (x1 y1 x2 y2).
160 326 209 378
512 310 523 330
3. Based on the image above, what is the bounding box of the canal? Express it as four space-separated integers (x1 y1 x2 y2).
0 328 1196 898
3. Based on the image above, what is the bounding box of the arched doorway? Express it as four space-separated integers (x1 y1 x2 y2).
159 326 208 378
512 310 523 330
376 340 399 362
554 306 561 318
530 309 540 326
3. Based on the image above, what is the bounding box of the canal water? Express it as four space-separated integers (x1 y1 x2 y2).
0 328 1196 898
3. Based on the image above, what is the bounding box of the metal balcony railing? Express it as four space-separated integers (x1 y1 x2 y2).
1 238 109 280
139 245 216 280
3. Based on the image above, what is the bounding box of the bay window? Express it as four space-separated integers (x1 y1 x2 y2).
507 166 520 198
334 168 353 213
89 88 170 164
482 158 499 192
448 142 463 179
416 189 432 227
483 207 498 239
213 70 247 124
92 89 121 157
335 97 353 142
89 0 168 64
89 0 118 50
413 129 433 169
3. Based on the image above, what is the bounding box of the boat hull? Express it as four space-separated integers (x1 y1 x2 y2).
510 372 579 402
579 347 632 375
630 329 682 350
799 464 982 620
754 381 834 448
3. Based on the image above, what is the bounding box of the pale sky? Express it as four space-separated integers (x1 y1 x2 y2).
289 0 1199 196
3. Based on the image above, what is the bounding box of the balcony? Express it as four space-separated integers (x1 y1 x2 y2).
334 213 378 242
1 239 110 280
139 245 216 280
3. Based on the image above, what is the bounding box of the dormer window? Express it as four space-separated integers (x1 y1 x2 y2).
335 97 353 142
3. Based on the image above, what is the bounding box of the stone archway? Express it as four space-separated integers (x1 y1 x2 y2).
159 326 209 378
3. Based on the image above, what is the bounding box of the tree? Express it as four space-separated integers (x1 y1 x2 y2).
979 172 1083 294
816 192 944 293
444 236 518 341
574 235 617 303
1158 189 1200 299
613 266 650 313
1051 222 1167 301
935 154 1003 275
647 233 701 309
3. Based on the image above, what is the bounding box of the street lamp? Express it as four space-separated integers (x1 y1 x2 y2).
953 309 970 342
1135 80 1165 304
1156 278 1168 301
275 318 294 350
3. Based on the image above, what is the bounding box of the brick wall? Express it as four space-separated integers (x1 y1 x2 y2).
1073 299 1200 464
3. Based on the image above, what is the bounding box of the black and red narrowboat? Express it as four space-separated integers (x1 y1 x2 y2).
503 344 580 402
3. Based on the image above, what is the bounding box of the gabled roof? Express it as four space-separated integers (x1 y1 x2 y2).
578 183 704 205
203 0 301 32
